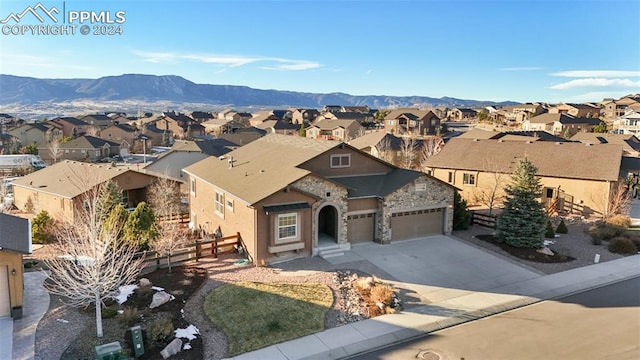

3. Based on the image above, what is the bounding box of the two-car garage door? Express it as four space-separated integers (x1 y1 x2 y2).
390 208 444 241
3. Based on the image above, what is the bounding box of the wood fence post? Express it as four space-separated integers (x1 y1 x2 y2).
195 239 201 261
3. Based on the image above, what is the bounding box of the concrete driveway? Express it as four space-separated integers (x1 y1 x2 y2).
331 235 543 303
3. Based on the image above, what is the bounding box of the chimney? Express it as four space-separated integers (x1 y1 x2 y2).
228 156 234 169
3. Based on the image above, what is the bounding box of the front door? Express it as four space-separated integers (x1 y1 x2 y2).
0 266 10 317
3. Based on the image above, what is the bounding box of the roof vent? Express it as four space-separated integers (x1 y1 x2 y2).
473 138 479 142
585 143 592 146
526 140 533 144
555 142 562 145
498 139 504 142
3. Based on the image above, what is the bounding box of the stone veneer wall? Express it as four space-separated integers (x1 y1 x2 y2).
380 175 455 243
293 175 349 245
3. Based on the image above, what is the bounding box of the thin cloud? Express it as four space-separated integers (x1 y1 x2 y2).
0 52 93 70
550 78 640 90
552 70 640 78
499 67 543 71
132 50 321 71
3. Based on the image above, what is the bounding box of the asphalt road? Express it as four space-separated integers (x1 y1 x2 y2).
349 277 640 360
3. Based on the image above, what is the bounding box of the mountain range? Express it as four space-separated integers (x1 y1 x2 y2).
0 74 517 110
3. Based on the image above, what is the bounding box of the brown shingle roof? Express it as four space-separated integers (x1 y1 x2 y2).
425 138 622 181
183 134 340 204
570 133 640 154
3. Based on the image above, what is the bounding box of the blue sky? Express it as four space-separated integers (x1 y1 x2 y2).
1 0 639 103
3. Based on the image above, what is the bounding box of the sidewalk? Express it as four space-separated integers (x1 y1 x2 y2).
225 255 640 360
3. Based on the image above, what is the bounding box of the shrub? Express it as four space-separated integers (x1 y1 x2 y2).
605 215 631 229
370 283 395 306
545 220 555 238
608 237 638 255
588 222 626 244
556 219 568 234
119 306 140 326
101 307 118 319
621 232 640 252
32 210 56 244
146 317 174 343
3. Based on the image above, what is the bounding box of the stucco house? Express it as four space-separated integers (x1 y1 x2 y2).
0 213 31 319
8 123 63 148
548 103 600 118
12 160 163 221
383 109 441 135
305 118 364 141
424 138 623 217
522 113 603 136
183 134 455 266
447 108 477 121
40 135 120 163
49 117 94 138
602 95 640 120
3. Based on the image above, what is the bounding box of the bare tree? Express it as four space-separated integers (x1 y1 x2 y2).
42 181 144 338
399 136 418 169
606 180 632 218
471 159 508 215
47 137 63 164
375 136 395 164
86 126 99 137
153 220 190 273
0 177 12 213
418 135 443 170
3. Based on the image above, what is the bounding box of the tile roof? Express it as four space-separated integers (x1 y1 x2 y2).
183 134 340 204
0 213 31 254
425 138 622 181
12 160 143 199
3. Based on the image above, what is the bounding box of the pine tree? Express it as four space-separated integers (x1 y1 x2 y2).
453 191 471 230
123 202 158 250
496 158 546 248
545 220 555 238
556 218 568 234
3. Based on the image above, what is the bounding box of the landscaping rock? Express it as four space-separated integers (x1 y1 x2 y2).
160 338 182 359
150 291 172 309
537 247 554 256
139 278 151 287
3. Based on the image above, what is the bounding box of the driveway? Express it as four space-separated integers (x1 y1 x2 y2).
328 235 542 303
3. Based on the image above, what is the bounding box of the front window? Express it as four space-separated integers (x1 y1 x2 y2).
330 154 351 168
277 213 298 242
463 173 476 185
215 192 224 217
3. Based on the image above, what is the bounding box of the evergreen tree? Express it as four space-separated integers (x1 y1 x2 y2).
496 158 546 248
453 191 471 230
96 180 123 221
545 219 555 238
123 202 158 250
556 218 568 234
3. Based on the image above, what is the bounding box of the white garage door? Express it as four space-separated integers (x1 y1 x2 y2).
390 208 443 242
0 266 10 317
347 213 375 243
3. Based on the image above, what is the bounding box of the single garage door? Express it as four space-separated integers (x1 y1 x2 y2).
347 213 375 243
0 266 10 317
391 208 443 241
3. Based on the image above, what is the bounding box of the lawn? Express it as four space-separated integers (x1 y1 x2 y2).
204 281 333 356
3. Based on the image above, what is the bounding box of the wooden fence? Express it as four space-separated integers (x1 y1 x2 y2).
136 232 251 274
470 211 497 229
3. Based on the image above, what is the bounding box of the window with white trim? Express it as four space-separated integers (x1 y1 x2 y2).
330 154 351 168
226 199 234 212
214 192 225 217
463 173 476 185
190 178 196 195
276 212 298 243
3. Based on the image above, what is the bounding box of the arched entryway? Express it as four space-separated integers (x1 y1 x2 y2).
318 205 338 245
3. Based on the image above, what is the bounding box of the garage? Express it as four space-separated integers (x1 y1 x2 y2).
390 208 443 241
347 212 375 243
0 266 10 317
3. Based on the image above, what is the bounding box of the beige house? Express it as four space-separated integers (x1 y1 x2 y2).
501 103 546 124
447 108 477 121
305 119 364 141
425 138 623 217
291 109 321 125
49 117 94 138
383 109 441 135
184 134 455 266
522 113 603 136
0 213 31 319
602 95 640 120
571 132 640 157
12 160 162 221
548 103 600 118
8 123 63 147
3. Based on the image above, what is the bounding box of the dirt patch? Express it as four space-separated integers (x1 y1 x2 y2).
475 234 575 263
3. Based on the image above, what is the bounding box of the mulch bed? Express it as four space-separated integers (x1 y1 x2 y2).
475 234 575 263
61 265 208 360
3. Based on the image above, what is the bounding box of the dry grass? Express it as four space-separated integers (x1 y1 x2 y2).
353 276 399 317
203 282 333 356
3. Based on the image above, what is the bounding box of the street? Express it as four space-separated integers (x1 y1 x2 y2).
349 277 640 360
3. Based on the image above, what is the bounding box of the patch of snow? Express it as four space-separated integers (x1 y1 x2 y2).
56 319 69 323
183 343 192 351
174 324 200 340
117 309 124 314
543 240 555 246
116 284 139 305
181 308 184 318
151 286 165 291
554 234 561 238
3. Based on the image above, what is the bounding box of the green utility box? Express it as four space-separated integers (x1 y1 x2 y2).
95 341 123 360
130 325 145 358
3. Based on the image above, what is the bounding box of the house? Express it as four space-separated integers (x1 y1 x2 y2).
571 132 640 157
140 123 170 147
190 111 215 122
41 135 120 163
0 133 18 154
79 114 114 129
457 129 566 142
305 119 364 141
447 108 477 121
8 123 63 147
383 109 441 135
155 113 206 140
255 119 299 135
548 103 600 118
501 103 547 124
201 118 247 135
522 113 603 136
348 131 442 169
612 110 640 135
318 111 371 124
424 138 623 216
183 134 455 266
0 213 31 319
12 160 164 221
248 111 280 127
49 117 93 138
99 123 138 147
291 109 321 125
602 95 640 120
322 105 343 113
